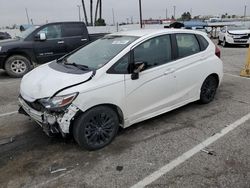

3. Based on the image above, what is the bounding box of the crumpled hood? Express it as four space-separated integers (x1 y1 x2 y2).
20 62 93 102
228 30 250 35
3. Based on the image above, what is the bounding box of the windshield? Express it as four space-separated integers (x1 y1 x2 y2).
227 26 249 31
17 26 38 39
66 35 138 70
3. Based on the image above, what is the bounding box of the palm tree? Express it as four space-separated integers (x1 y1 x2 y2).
99 0 102 19
94 0 100 24
81 0 88 25
90 0 93 26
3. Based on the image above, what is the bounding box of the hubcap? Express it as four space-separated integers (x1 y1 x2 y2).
202 79 216 100
10 60 27 74
85 113 115 145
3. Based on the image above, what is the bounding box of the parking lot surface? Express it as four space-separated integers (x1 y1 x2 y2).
0 46 250 188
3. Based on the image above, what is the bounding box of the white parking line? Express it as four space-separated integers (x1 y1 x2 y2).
225 73 250 80
131 112 250 188
0 111 18 118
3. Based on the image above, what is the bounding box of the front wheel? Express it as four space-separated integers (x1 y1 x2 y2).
4 55 31 78
222 38 228 47
200 76 218 104
73 106 119 150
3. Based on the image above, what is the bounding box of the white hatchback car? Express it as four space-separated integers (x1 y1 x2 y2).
218 25 250 47
19 29 223 150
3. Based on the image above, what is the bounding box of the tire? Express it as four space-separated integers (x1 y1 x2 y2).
200 76 218 104
73 106 119 150
4 55 31 78
222 38 228 47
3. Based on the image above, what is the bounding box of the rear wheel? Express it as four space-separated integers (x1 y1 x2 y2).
4 55 31 78
73 106 119 150
200 76 218 104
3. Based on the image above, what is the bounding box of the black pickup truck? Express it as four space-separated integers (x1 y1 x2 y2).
0 22 107 77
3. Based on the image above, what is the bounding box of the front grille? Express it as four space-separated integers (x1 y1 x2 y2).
239 36 249 39
234 39 248 43
25 100 43 111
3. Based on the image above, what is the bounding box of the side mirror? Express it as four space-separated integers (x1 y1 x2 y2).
131 61 146 80
37 33 46 41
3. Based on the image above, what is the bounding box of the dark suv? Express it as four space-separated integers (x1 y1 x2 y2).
0 22 106 77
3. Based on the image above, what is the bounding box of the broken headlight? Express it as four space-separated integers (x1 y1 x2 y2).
39 92 78 110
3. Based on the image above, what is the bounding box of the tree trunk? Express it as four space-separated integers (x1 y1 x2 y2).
94 0 100 25
81 0 88 25
90 0 93 26
99 0 102 19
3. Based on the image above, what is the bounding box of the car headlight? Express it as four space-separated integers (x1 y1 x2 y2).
39 92 78 110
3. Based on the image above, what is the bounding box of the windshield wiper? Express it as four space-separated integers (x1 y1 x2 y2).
64 62 90 71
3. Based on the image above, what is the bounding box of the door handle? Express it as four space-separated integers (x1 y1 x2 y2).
57 41 64 44
164 68 175 75
81 38 88 41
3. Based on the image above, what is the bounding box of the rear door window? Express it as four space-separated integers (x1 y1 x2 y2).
176 34 200 58
63 23 85 37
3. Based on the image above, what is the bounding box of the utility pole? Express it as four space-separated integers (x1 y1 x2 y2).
166 8 168 19
77 5 81 21
25 8 30 25
173 6 176 19
244 5 247 22
139 0 143 28
112 8 115 26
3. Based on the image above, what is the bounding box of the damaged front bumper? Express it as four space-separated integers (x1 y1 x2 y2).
18 97 79 136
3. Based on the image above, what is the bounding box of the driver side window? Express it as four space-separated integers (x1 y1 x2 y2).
37 25 62 40
133 35 172 71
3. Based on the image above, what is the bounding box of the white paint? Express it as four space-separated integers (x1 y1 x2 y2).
34 169 75 188
0 111 18 118
131 112 250 188
225 73 250 80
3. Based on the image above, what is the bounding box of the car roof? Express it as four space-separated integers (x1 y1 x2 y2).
109 29 205 37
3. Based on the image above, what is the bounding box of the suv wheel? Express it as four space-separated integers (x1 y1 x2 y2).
5 55 31 78
73 106 119 150
200 76 218 104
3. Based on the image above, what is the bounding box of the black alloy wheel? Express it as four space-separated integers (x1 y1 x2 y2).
200 76 218 104
73 106 119 150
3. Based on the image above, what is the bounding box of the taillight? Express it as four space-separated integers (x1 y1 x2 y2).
215 45 221 58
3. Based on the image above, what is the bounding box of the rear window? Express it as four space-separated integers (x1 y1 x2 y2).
176 34 200 58
63 23 84 37
196 34 209 51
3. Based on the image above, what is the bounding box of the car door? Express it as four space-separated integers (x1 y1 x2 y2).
62 23 90 53
172 33 207 103
124 35 177 123
33 24 67 64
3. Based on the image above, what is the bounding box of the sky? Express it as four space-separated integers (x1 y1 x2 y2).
0 0 249 26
